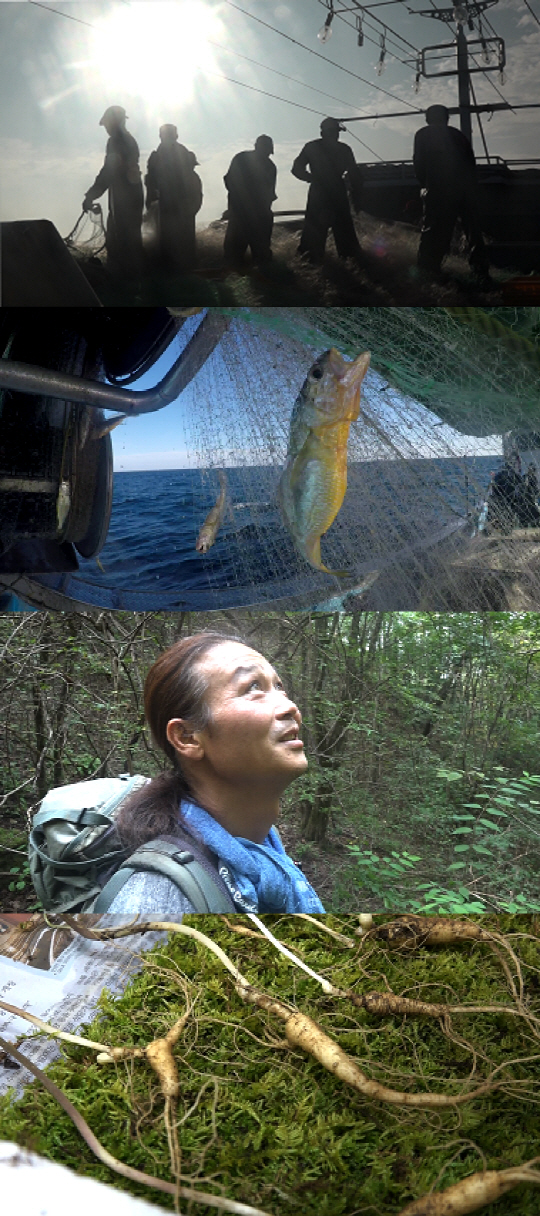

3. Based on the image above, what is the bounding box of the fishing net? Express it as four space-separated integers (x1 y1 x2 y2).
5 306 540 612
228 306 540 438
64 205 107 260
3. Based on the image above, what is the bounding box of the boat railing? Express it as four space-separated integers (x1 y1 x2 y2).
359 156 540 171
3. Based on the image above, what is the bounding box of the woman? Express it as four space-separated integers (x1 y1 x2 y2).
107 632 324 914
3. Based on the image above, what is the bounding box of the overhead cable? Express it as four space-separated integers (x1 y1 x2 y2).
223 0 421 110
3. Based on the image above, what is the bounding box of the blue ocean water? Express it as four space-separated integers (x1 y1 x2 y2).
66 455 502 610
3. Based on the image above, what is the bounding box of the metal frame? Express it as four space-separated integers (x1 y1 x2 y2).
421 36 505 76
0 313 230 418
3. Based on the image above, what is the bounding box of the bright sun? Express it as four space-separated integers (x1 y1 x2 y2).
90 1 224 107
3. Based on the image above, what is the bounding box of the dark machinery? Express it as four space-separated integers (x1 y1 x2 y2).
0 308 222 585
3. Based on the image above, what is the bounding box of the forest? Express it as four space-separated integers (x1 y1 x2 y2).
0 610 539 913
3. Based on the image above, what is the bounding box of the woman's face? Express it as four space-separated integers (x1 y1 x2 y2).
193 641 308 789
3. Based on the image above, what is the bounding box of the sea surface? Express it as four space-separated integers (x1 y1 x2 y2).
61 456 503 611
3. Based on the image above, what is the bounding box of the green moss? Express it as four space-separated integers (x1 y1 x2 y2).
0 914 539 1215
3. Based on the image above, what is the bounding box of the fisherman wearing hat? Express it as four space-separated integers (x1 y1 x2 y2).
223 134 277 268
145 125 202 272
291 117 363 264
83 106 143 288
413 104 491 287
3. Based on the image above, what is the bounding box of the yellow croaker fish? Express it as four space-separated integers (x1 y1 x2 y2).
196 470 228 553
278 347 370 575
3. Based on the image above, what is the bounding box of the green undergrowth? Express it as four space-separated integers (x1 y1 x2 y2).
0 914 539 1215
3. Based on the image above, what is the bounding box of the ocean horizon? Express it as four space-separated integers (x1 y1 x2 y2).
53 455 503 610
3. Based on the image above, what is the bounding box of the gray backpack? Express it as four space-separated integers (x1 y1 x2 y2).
28 774 235 914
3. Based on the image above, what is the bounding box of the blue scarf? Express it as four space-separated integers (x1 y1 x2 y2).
180 799 325 913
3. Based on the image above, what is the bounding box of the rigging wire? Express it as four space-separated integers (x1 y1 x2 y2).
206 37 374 117
222 0 422 110
469 75 491 160
316 16 416 69
28 1 94 26
315 0 422 57
197 66 384 154
521 0 540 27
315 16 416 64
25 0 527 156
313 0 508 133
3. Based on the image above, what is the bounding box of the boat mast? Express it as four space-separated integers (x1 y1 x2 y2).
416 1 501 147
456 18 472 144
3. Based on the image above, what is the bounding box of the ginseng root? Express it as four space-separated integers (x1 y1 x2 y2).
100 1011 191 1186
221 918 524 1028
62 919 502 1111
370 916 517 953
0 1032 272 1216
397 1160 540 1215
368 916 529 1018
236 982 498 1109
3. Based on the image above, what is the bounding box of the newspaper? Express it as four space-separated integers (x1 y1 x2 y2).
0 920 169 1099
0 1140 172 1214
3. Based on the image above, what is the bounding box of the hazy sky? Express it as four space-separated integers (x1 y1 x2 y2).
0 0 538 235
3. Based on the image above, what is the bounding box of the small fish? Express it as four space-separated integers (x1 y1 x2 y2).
278 348 370 575
312 570 380 611
196 470 228 553
94 414 128 440
56 480 70 530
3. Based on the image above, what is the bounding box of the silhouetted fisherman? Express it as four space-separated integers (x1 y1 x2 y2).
223 135 277 267
520 462 540 527
291 117 363 264
145 125 202 272
527 462 539 499
83 106 143 284
488 462 524 530
413 104 491 286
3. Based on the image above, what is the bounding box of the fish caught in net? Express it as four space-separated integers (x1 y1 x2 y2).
3 306 540 612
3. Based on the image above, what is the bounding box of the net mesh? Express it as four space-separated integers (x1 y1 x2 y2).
6 306 540 612
64 206 107 259
218 307 540 437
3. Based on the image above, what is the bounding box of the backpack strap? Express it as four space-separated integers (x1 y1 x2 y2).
93 837 235 913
